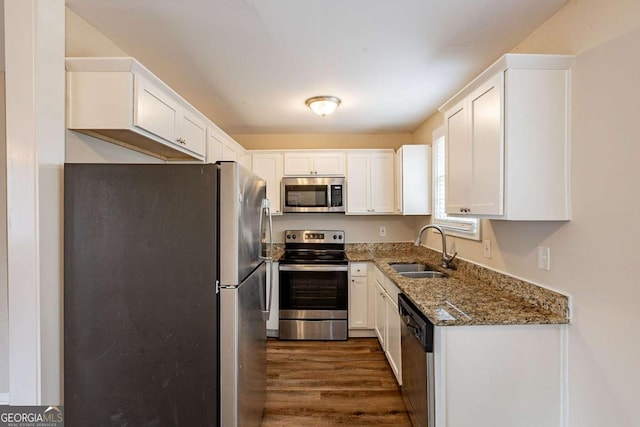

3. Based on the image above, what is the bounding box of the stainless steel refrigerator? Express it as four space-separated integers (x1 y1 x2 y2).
64 162 272 426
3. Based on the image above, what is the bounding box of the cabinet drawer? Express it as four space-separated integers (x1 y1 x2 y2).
350 262 368 277
373 265 400 299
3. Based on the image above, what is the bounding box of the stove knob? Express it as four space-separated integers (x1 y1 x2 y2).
333 235 337 240
339 235 343 240
292 234 297 240
286 234 291 239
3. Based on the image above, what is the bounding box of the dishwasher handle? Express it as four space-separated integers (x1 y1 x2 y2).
401 313 423 339
398 293 434 353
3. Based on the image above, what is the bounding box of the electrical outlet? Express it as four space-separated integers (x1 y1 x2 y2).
483 239 491 259
537 246 551 271
379 226 386 237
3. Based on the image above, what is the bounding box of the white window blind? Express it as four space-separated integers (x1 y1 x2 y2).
432 134 480 240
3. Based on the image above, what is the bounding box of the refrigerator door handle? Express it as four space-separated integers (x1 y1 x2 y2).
258 198 274 262
259 198 274 321
263 261 273 322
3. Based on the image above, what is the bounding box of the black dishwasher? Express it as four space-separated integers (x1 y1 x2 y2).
399 293 435 427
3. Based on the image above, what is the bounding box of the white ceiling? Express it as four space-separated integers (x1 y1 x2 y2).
65 0 568 135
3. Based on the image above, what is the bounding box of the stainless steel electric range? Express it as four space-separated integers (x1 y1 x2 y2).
278 230 348 340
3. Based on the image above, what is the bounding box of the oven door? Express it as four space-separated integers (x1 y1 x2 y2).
278 264 348 340
279 264 348 315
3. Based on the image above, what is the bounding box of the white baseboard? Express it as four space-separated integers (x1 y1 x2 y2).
348 329 377 338
267 329 377 339
0 393 10 405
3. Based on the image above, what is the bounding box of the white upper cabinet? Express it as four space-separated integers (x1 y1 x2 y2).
440 54 575 220
346 150 395 215
206 124 247 166
252 152 284 215
66 57 207 161
179 108 207 156
134 74 180 145
445 73 503 216
283 151 346 176
396 145 431 215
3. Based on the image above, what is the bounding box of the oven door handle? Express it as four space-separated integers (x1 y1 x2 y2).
279 264 348 272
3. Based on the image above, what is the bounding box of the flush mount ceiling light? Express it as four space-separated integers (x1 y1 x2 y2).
305 96 341 116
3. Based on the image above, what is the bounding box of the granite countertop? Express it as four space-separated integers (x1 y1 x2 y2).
346 243 570 327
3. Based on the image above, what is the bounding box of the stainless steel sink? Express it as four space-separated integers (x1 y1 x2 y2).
389 263 448 279
389 263 433 273
400 271 448 279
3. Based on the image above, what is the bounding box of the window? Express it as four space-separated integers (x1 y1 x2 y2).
432 129 480 240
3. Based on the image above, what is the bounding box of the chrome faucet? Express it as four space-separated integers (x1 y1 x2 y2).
415 224 458 269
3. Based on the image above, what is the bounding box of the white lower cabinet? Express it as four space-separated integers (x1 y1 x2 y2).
435 324 567 427
373 266 402 385
265 262 279 336
374 280 386 347
349 263 369 329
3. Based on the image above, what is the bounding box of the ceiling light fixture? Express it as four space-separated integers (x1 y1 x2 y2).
305 96 341 116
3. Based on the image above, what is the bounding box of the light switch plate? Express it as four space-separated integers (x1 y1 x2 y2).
537 246 551 271
379 226 386 237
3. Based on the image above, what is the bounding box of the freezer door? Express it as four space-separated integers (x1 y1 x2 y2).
219 162 267 286
220 262 268 427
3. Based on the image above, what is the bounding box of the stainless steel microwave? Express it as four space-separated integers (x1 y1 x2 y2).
281 177 346 213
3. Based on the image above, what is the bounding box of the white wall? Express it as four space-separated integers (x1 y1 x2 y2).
5 0 65 404
514 15 640 427
65 7 162 164
65 131 165 163
0 72 8 399
412 1 640 425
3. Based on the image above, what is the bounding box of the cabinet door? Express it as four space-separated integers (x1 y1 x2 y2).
222 141 237 161
398 145 431 215
206 132 223 163
180 109 206 156
395 150 403 214
374 280 386 349
346 153 370 214
134 74 180 144
252 153 284 215
385 294 402 385
283 153 314 175
469 73 504 215
314 152 346 175
266 262 279 332
445 101 471 214
369 152 395 214
349 276 368 329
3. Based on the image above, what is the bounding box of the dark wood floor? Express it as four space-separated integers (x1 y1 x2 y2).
261 338 411 426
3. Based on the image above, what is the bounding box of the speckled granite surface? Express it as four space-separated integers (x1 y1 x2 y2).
346 242 569 327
